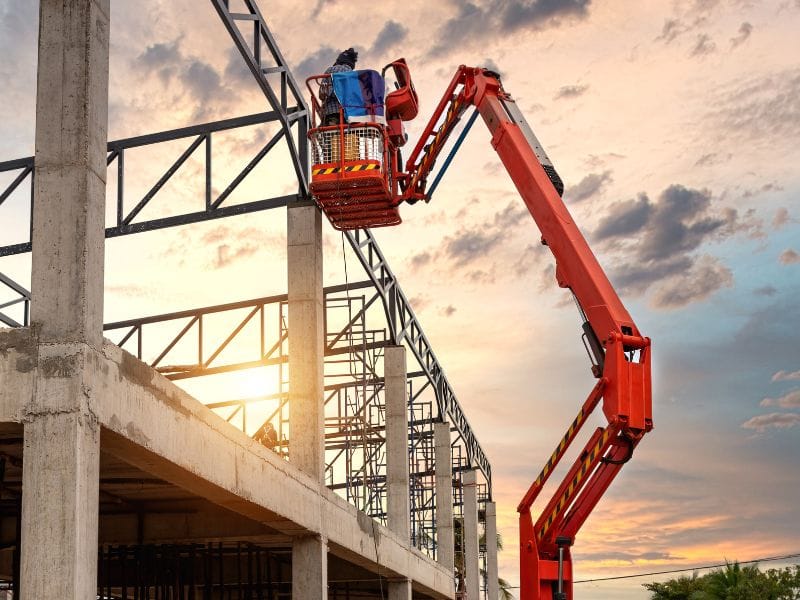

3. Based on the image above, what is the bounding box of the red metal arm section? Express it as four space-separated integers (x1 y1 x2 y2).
400 67 653 600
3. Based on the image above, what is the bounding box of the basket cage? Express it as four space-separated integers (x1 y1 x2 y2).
310 125 386 169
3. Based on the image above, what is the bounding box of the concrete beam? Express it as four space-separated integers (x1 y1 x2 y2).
287 202 325 483
94 341 452 599
434 422 455 575
99 504 288 545
462 469 480 600
485 501 499 600
385 345 409 541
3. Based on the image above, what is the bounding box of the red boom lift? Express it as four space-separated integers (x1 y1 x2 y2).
306 63 652 600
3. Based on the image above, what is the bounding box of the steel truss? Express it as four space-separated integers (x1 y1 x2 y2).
210 0 309 195
0 112 297 257
0 272 29 327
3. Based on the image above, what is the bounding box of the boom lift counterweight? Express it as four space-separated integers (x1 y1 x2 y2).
306 63 653 600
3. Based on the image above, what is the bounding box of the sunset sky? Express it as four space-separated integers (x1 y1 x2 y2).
1 0 799 598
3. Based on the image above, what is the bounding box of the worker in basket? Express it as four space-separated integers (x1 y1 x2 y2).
317 48 386 163
319 47 358 126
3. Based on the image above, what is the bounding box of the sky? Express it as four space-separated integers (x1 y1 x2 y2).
1 0 799 598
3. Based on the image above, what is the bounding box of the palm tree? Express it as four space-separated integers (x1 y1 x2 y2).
702 561 762 599
478 530 515 600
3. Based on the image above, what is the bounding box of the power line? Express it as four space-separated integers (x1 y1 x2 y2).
504 552 800 588
574 552 800 584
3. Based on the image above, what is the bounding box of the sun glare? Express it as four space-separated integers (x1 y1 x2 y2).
235 367 281 399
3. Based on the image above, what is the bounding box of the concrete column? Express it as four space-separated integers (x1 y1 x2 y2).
462 469 480 600
287 202 325 482
485 501 499 600
388 577 412 600
287 202 327 597
21 1 109 598
385 345 410 540
292 534 328 600
30 0 109 348
434 421 455 573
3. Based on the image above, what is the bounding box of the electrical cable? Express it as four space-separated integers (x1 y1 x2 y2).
504 552 800 588
575 553 800 584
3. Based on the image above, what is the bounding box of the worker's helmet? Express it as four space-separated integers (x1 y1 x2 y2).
335 47 358 68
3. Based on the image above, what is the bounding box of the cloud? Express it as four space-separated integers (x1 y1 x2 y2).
499 0 591 31
694 152 731 167
428 0 592 57
554 83 589 100
137 40 182 84
311 0 337 18
772 370 800 382
779 249 800 264
707 68 800 144
213 243 258 268
772 207 791 229
410 251 433 268
407 294 430 311
444 228 504 267
440 304 457 317
690 33 716 57
595 185 744 257
760 389 800 408
134 39 227 120
370 20 409 57
593 193 654 241
432 201 530 269
577 550 682 563
482 57 502 77
106 284 151 298
223 46 256 88
753 285 777 297
593 184 757 308
650 255 733 309
293 45 337 83
730 22 753 48
742 412 800 432
183 60 223 104
656 19 686 44
169 225 282 270
493 201 529 228
638 186 728 261
611 255 694 296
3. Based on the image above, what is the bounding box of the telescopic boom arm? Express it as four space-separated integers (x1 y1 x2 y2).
399 66 653 600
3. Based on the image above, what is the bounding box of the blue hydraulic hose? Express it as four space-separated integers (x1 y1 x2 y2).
426 108 480 200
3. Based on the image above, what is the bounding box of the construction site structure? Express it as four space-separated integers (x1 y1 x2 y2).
0 2 500 599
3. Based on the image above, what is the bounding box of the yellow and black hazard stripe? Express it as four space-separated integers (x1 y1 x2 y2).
531 406 589 492
538 427 612 540
313 163 380 176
